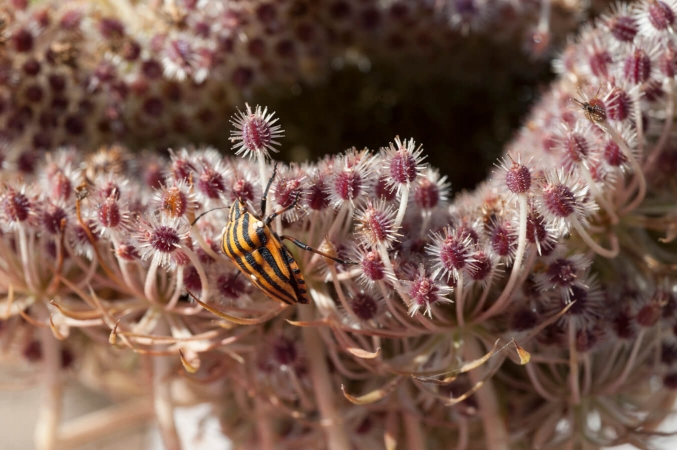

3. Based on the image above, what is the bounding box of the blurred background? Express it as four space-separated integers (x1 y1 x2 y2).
1 383 676 449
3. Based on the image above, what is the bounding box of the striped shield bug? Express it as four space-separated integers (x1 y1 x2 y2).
217 163 356 305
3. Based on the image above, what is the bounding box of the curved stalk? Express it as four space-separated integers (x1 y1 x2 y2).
34 326 63 450
144 259 160 303
569 320 580 405
403 411 425 450
456 273 465 327
476 194 528 321
257 153 269 215
601 330 645 395
255 397 275 450
150 351 182 450
598 121 646 215
394 186 410 230
644 79 674 173
464 337 508 450
570 217 619 259
580 166 618 225
299 301 350 450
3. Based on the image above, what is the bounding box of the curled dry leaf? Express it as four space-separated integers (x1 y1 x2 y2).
341 377 404 405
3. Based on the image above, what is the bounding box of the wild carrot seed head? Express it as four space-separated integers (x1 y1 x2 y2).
504 159 531 195
230 103 284 160
400 264 452 317
306 172 332 211
414 168 449 211
536 170 590 231
635 0 677 36
183 265 202 293
349 290 381 321
137 214 190 269
623 48 652 85
328 149 373 207
382 137 426 194
355 200 398 248
427 227 475 283
40 202 68 235
600 3 638 44
0 187 32 228
196 163 228 201
355 247 387 287
489 220 516 260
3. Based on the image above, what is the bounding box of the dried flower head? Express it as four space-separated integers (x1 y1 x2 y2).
354 200 399 248
427 226 476 283
154 180 197 218
137 214 190 269
382 136 427 195
399 264 453 317
230 104 284 160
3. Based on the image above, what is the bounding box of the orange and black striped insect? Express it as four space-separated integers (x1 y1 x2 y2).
215 163 356 305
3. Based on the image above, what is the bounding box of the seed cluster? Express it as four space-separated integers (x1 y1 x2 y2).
0 0 592 157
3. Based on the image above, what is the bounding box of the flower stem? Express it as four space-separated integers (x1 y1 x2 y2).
537 0 551 31
569 320 580 405
464 337 508 450
329 265 362 324
58 398 153 449
580 166 618 225
377 243 395 278
456 273 465 327
166 266 184 310
570 217 619 259
394 186 409 230
455 416 469 450
144 259 160 303
255 397 275 450
403 411 425 450
35 326 63 450
476 194 528 322
148 335 182 450
257 153 269 214
182 248 210 304
600 120 646 215
299 302 350 450
644 79 674 173
525 364 560 402
111 237 145 298
327 202 349 241
601 329 645 395
18 227 37 292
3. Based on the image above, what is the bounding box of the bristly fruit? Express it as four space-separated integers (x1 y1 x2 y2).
230 104 284 160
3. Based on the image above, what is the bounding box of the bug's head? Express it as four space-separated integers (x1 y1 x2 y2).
232 194 250 214
235 194 247 206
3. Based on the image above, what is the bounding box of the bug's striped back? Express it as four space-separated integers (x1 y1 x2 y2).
222 200 308 305
280 245 309 304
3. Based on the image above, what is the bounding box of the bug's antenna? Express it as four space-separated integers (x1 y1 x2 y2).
191 206 230 226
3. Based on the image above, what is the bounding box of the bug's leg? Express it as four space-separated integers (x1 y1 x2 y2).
260 161 279 216
264 191 300 226
280 235 359 265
